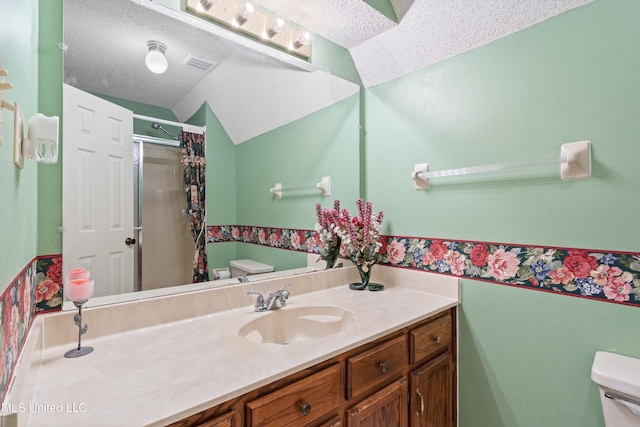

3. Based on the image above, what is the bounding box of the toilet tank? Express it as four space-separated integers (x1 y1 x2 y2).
230 259 274 277
591 351 640 426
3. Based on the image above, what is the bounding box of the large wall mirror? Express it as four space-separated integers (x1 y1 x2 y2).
62 0 361 306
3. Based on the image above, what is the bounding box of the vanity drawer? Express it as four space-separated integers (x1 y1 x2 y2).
246 364 341 427
410 311 452 364
346 335 407 399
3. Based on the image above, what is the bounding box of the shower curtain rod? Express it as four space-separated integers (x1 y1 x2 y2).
133 113 205 135
133 134 181 147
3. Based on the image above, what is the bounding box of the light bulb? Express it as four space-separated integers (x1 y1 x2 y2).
198 0 218 12
267 15 286 38
294 31 314 49
235 1 257 26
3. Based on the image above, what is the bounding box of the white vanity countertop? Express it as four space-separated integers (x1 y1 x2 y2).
7 266 459 427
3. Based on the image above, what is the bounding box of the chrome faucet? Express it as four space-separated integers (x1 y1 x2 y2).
247 285 291 312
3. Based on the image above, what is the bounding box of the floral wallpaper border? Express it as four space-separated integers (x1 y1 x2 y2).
1 255 62 403
207 225 640 307
3 234 638 401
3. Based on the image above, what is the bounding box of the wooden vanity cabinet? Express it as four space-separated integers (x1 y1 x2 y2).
346 378 408 427
196 412 234 427
409 352 454 427
171 308 456 427
246 364 342 427
346 335 407 400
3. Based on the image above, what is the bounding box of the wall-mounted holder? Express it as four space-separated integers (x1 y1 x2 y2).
13 102 24 168
0 68 15 146
23 113 59 164
1 68 60 167
411 141 592 190
271 176 331 199
12 112 60 168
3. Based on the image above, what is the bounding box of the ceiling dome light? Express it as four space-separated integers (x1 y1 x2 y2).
145 40 168 74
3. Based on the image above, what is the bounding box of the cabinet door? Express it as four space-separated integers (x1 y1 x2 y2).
346 378 408 427
409 351 453 427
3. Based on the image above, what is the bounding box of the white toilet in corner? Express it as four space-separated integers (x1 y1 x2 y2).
591 351 640 426
230 259 274 278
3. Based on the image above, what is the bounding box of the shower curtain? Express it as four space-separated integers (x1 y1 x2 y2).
181 131 209 283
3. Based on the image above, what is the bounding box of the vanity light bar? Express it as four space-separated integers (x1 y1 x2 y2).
141 1 316 72
186 0 312 60
411 141 592 190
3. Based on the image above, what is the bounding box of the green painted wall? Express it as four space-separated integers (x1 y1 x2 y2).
15 3 639 425
311 36 361 85
365 1 640 426
235 94 360 271
0 0 39 290
37 0 63 256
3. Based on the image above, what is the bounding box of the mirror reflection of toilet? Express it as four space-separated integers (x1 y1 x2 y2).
592 351 640 426
230 259 274 278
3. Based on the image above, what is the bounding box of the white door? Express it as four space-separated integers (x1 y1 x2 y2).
63 84 134 297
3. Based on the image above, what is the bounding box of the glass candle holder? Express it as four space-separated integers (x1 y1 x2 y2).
64 269 94 358
65 278 94 303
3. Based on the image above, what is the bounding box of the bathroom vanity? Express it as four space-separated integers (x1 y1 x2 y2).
171 307 455 427
5 266 459 427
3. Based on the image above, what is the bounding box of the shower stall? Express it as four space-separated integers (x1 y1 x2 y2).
132 116 203 291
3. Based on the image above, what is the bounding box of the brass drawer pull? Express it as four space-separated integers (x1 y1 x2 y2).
434 335 441 344
416 386 425 415
299 402 311 416
379 361 389 373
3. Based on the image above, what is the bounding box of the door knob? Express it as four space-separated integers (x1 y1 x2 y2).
125 237 136 245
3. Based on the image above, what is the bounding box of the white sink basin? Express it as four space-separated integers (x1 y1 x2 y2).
238 305 355 345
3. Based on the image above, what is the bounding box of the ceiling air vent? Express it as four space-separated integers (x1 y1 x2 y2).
182 55 216 72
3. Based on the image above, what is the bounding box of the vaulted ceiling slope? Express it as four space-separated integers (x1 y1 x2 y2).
259 0 594 88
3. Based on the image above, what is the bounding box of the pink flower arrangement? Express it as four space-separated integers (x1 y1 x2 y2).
315 200 344 268
334 199 384 274
315 199 384 274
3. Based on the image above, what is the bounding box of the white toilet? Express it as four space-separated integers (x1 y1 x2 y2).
230 259 274 278
591 351 640 426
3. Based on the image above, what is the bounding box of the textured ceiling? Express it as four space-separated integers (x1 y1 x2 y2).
63 0 359 144
258 0 594 87
64 0 594 144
